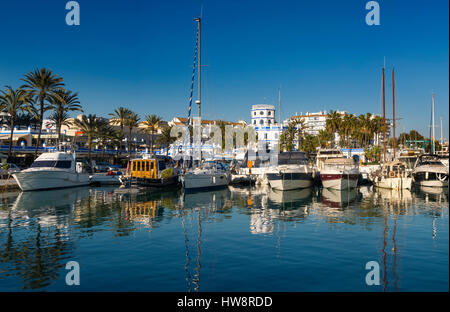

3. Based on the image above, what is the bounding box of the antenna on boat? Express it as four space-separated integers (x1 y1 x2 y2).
392 68 396 160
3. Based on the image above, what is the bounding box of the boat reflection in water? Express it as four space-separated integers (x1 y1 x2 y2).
0 182 448 291
320 187 359 209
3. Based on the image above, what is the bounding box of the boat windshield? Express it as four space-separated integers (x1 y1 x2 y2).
278 152 309 165
201 161 226 171
31 160 72 168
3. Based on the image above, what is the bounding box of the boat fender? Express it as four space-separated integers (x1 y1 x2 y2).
388 171 396 178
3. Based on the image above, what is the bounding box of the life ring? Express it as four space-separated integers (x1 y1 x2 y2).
388 171 396 178
437 173 447 182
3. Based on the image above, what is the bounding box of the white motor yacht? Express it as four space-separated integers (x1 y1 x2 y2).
266 152 314 191
12 152 89 191
412 154 448 187
320 158 359 190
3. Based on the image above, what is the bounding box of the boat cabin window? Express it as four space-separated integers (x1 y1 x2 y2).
31 160 72 168
158 161 166 171
132 162 136 171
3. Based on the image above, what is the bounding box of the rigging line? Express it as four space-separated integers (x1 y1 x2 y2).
178 207 192 292
186 28 199 148
193 208 202 292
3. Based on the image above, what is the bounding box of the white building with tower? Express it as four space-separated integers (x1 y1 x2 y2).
250 104 282 150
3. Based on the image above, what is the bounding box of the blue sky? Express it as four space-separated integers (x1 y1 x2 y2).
0 0 448 139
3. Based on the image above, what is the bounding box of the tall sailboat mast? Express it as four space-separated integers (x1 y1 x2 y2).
432 93 435 154
195 17 201 119
382 67 386 162
392 69 396 159
278 87 281 125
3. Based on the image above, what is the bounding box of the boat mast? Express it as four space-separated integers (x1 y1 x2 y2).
278 87 281 125
440 117 443 147
392 69 396 159
382 67 386 162
194 17 202 162
195 17 201 119
432 93 435 154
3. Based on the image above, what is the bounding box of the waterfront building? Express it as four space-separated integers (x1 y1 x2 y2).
288 110 346 136
250 104 282 151
167 117 248 158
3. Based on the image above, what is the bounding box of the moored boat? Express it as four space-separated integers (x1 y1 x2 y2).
182 160 230 191
266 151 314 191
12 152 90 191
121 155 180 188
320 158 359 190
412 154 448 187
372 160 412 190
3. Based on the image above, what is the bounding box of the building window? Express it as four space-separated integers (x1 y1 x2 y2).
259 120 263 125
268 120 271 124
268 111 271 116
254 112 256 116
253 120 256 125
260 111 264 115
264 133 268 139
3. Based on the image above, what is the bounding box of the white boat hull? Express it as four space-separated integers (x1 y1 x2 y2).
13 170 90 191
268 178 313 191
322 176 359 190
414 179 448 188
373 177 412 190
182 172 229 190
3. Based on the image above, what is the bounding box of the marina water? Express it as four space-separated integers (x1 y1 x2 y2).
0 185 448 291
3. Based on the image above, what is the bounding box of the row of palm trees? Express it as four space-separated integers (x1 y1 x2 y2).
0 68 178 161
279 110 389 152
0 68 82 158
325 110 387 148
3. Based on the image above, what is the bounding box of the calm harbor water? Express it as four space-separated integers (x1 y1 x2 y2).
0 184 448 292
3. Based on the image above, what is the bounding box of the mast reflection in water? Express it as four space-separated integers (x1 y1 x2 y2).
0 185 448 291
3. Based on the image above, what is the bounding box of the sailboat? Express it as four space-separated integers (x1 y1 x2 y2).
181 17 230 191
372 67 412 190
411 95 449 187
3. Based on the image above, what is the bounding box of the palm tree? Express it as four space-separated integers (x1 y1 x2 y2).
317 129 333 148
157 125 177 155
109 107 132 150
49 89 82 145
299 134 319 152
72 114 108 170
48 111 73 144
96 123 114 157
0 86 31 157
325 110 342 146
142 114 161 154
358 113 373 147
124 112 140 152
280 119 305 151
21 68 65 158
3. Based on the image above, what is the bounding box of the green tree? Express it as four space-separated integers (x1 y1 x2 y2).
124 112 140 152
0 86 31 157
48 89 82 145
299 134 319 152
157 125 177 155
109 107 132 151
21 68 65 158
142 114 161 154
72 114 108 170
